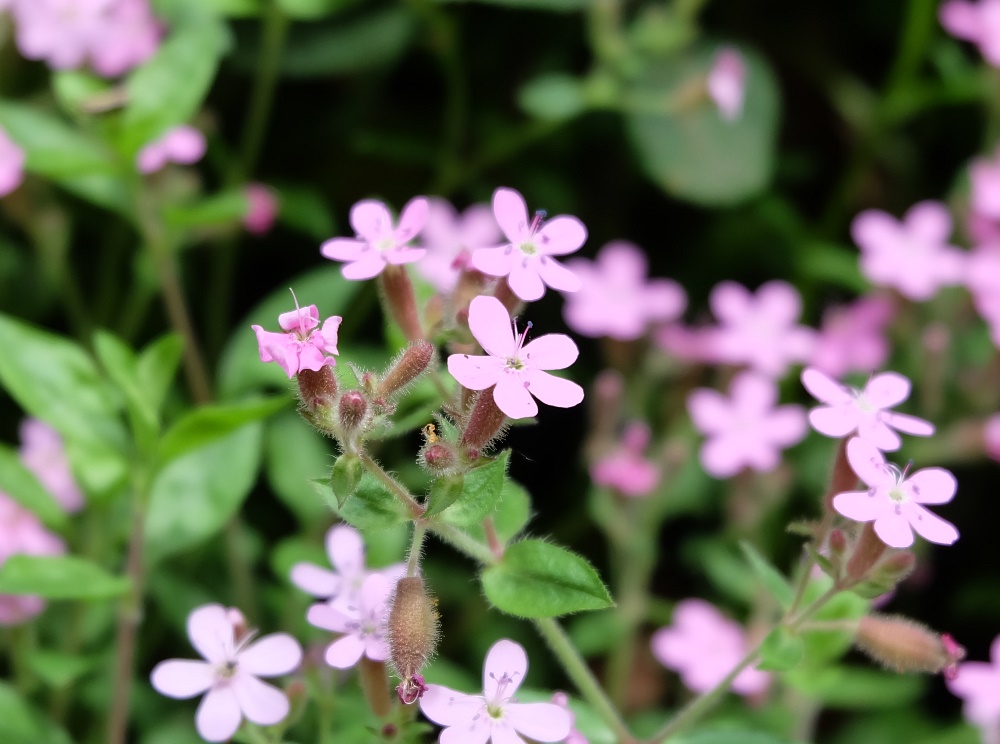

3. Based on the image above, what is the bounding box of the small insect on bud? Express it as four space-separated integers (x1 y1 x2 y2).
338 390 368 435
855 614 965 676
388 576 440 701
376 341 435 402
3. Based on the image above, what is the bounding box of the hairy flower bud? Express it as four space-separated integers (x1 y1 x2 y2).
297 367 338 414
853 550 917 598
388 576 440 700
460 388 507 453
377 341 435 402
855 614 965 676
846 523 888 582
379 265 424 342
330 453 363 507
338 390 368 434
419 442 457 475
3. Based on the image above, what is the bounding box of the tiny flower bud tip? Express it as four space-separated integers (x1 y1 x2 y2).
338 390 368 434
396 673 429 705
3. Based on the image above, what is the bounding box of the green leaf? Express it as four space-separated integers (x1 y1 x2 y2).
465 479 532 543
0 555 129 599
518 73 587 120
786 665 925 709
264 411 335 524
0 681 74 744
27 650 99 688
327 472 411 531
164 189 250 228
480 539 614 618
136 333 183 418
758 626 804 671
94 330 157 442
739 541 793 608
0 445 68 531
626 44 779 205
330 454 363 508
275 185 335 239
51 71 112 116
156 397 286 467
145 423 262 564
424 474 465 517
672 731 798 744
277 0 358 18
206 0 262 15
0 100 118 178
435 0 590 10
437 450 509 526
800 582 868 666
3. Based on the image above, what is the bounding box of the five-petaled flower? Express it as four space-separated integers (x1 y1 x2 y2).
419 638 572 744
590 421 661 497
307 573 393 669
150 604 302 743
417 198 502 292
321 197 428 280
470 187 586 302
947 633 1000 737
801 368 934 451
832 437 959 549
251 302 342 379
448 295 584 420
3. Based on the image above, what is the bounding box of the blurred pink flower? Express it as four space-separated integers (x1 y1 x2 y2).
688 371 806 478
243 183 278 236
150 604 302 743
970 146 1000 220
591 422 660 497
420 639 572 744
416 198 502 292
551 692 588 744
707 47 746 121
833 437 959 549
809 295 894 377
251 303 342 379
851 201 966 301
940 0 1000 66
0 491 65 625
0 125 25 198
321 197 428 280
948 634 1000 735
471 187 586 302
707 280 816 378
801 368 934 451
651 599 769 696
655 322 724 364
306 573 392 669
448 295 584 419
18 418 83 512
136 125 206 174
985 415 1000 461
965 244 1000 346
88 0 161 77
562 241 686 340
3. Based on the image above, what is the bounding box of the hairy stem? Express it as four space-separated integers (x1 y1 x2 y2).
407 521 428 576
358 451 424 517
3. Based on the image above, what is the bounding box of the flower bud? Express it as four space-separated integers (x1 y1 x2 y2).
419 442 457 475
330 453 363 508
297 367 338 414
376 341 434 402
828 528 847 559
460 389 507 453
378 265 424 342
853 550 916 598
338 390 368 435
845 523 888 582
388 576 440 697
855 614 965 676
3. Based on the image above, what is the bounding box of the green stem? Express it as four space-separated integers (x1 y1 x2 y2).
407 521 428 576
358 451 424 517
425 521 498 566
5 626 35 694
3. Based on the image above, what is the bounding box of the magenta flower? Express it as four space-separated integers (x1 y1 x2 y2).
688 371 807 478
940 0 1000 66
651 599 769 696
851 201 966 301
306 573 392 669
416 198 502 292
150 604 302 742
470 187 586 302
290 524 404 611
447 295 584 419
707 47 746 121
0 491 65 625
809 295 894 378
833 437 959 549
801 368 934 451
251 303 342 379
320 197 428 280
136 125 206 174
985 414 1000 461
591 422 660 497
0 125 25 198
18 418 83 513
562 241 686 340
708 280 816 378
243 183 278 236
948 634 1000 732
419 639 572 744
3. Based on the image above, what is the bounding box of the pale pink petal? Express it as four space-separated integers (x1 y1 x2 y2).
327 525 364 576
856 418 903 451
493 376 538 419
162 126 206 164
420 685 485 727
493 188 531 242
645 280 687 322
364 633 390 662
687 389 731 434
468 295 516 356
483 639 529 698
864 372 911 409
906 200 952 244
321 238 367 262
846 437 895 487
150 660 215 699
851 210 901 254
535 256 581 292
441 724 492 744
350 200 394 242
801 368 852 405
395 197 429 242
905 468 957 504
238 633 302 677
766 406 808 445
359 573 392 608
320 317 342 353
873 513 915 549
832 490 884 522
809 407 859 437
507 261 546 301
306 603 352 634
756 281 802 326
941 0 983 40
882 411 935 437
188 604 233 664
196 686 243 743
990 634 1000 666
251 326 287 364
385 247 426 265
342 252 387 280
948 662 997 697
278 305 319 333
506 702 573 742
471 246 517 277
700 435 745 478
523 370 584 408
296 344 330 374
290 563 339 596
730 372 777 413
709 281 750 322
521 334 578 370
488 723 526 744
537 216 587 255
448 353 504 390
325 634 366 668
232 676 289 727
904 503 959 545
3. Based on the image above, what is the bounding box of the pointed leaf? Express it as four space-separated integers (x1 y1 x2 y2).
437 450 509 526
739 541 793 608
0 555 129 599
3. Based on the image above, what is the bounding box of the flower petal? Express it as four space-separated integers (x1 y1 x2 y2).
441 724 492 744
905 200 952 244
856 418 902 451
150 660 215 699
395 197 429 242
846 437 895 487
306 602 352 633
238 633 302 677
493 375 538 419
766 406 807 446
350 200 393 242
290 563 339 597
832 490 884 522
385 247 426 265
809 406 859 438
196 685 243 743
468 295 515 357
535 256 581 292
905 467 957 504
419 685 485 727
904 503 959 545
687 389 731 435
506 702 573 742
521 334 578 370
507 261 545 301
187 604 233 664
321 237 367 262
471 246 517 278
448 353 504 391
341 253 387 281
325 633 366 669
233 674 290 726
359 573 392 611
492 188 530 242
327 524 365 576
709 281 750 322
851 210 901 254
523 370 584 409
483 639 528 699
537 216 587 255
882 411 935 437
940 0 982 40
801 368 852 405
756 280 802 326
864 372 911 409
873 512 915 549
491 722 528 744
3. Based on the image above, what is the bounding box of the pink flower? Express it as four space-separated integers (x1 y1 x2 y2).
290 524 404 611
470 187 586 302
591 422 660 497
851 201 966 301
0 491 65 625
707 47 746 121
801 368 934 451
809 295 894 378
985 415 1000 461
688 371 807 478
87 0 161 77
969 146 1000 220
320 197 428 280
150 604 302 742
940 0 1000 66
965 244 1000 346
948 634 1000 732
707 280 816 377
136 125 206 174
419 639 572 743
243 183 278 236
251 302 342 379
306 573 392 669
651 599 769 696
447 295 584 419
0 125 25 198
416 198 502 292
562 241 686 340
551 692 588 744
18 418 83 512
833 437 959 549
655 322 724 364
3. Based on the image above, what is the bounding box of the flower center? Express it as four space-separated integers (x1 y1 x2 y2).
504 319 532 370
485 669 519 716
217 659 238 679
376 237 395 253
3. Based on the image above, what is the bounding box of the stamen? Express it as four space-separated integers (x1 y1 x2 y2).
289 287 306 335
529 209 547 235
